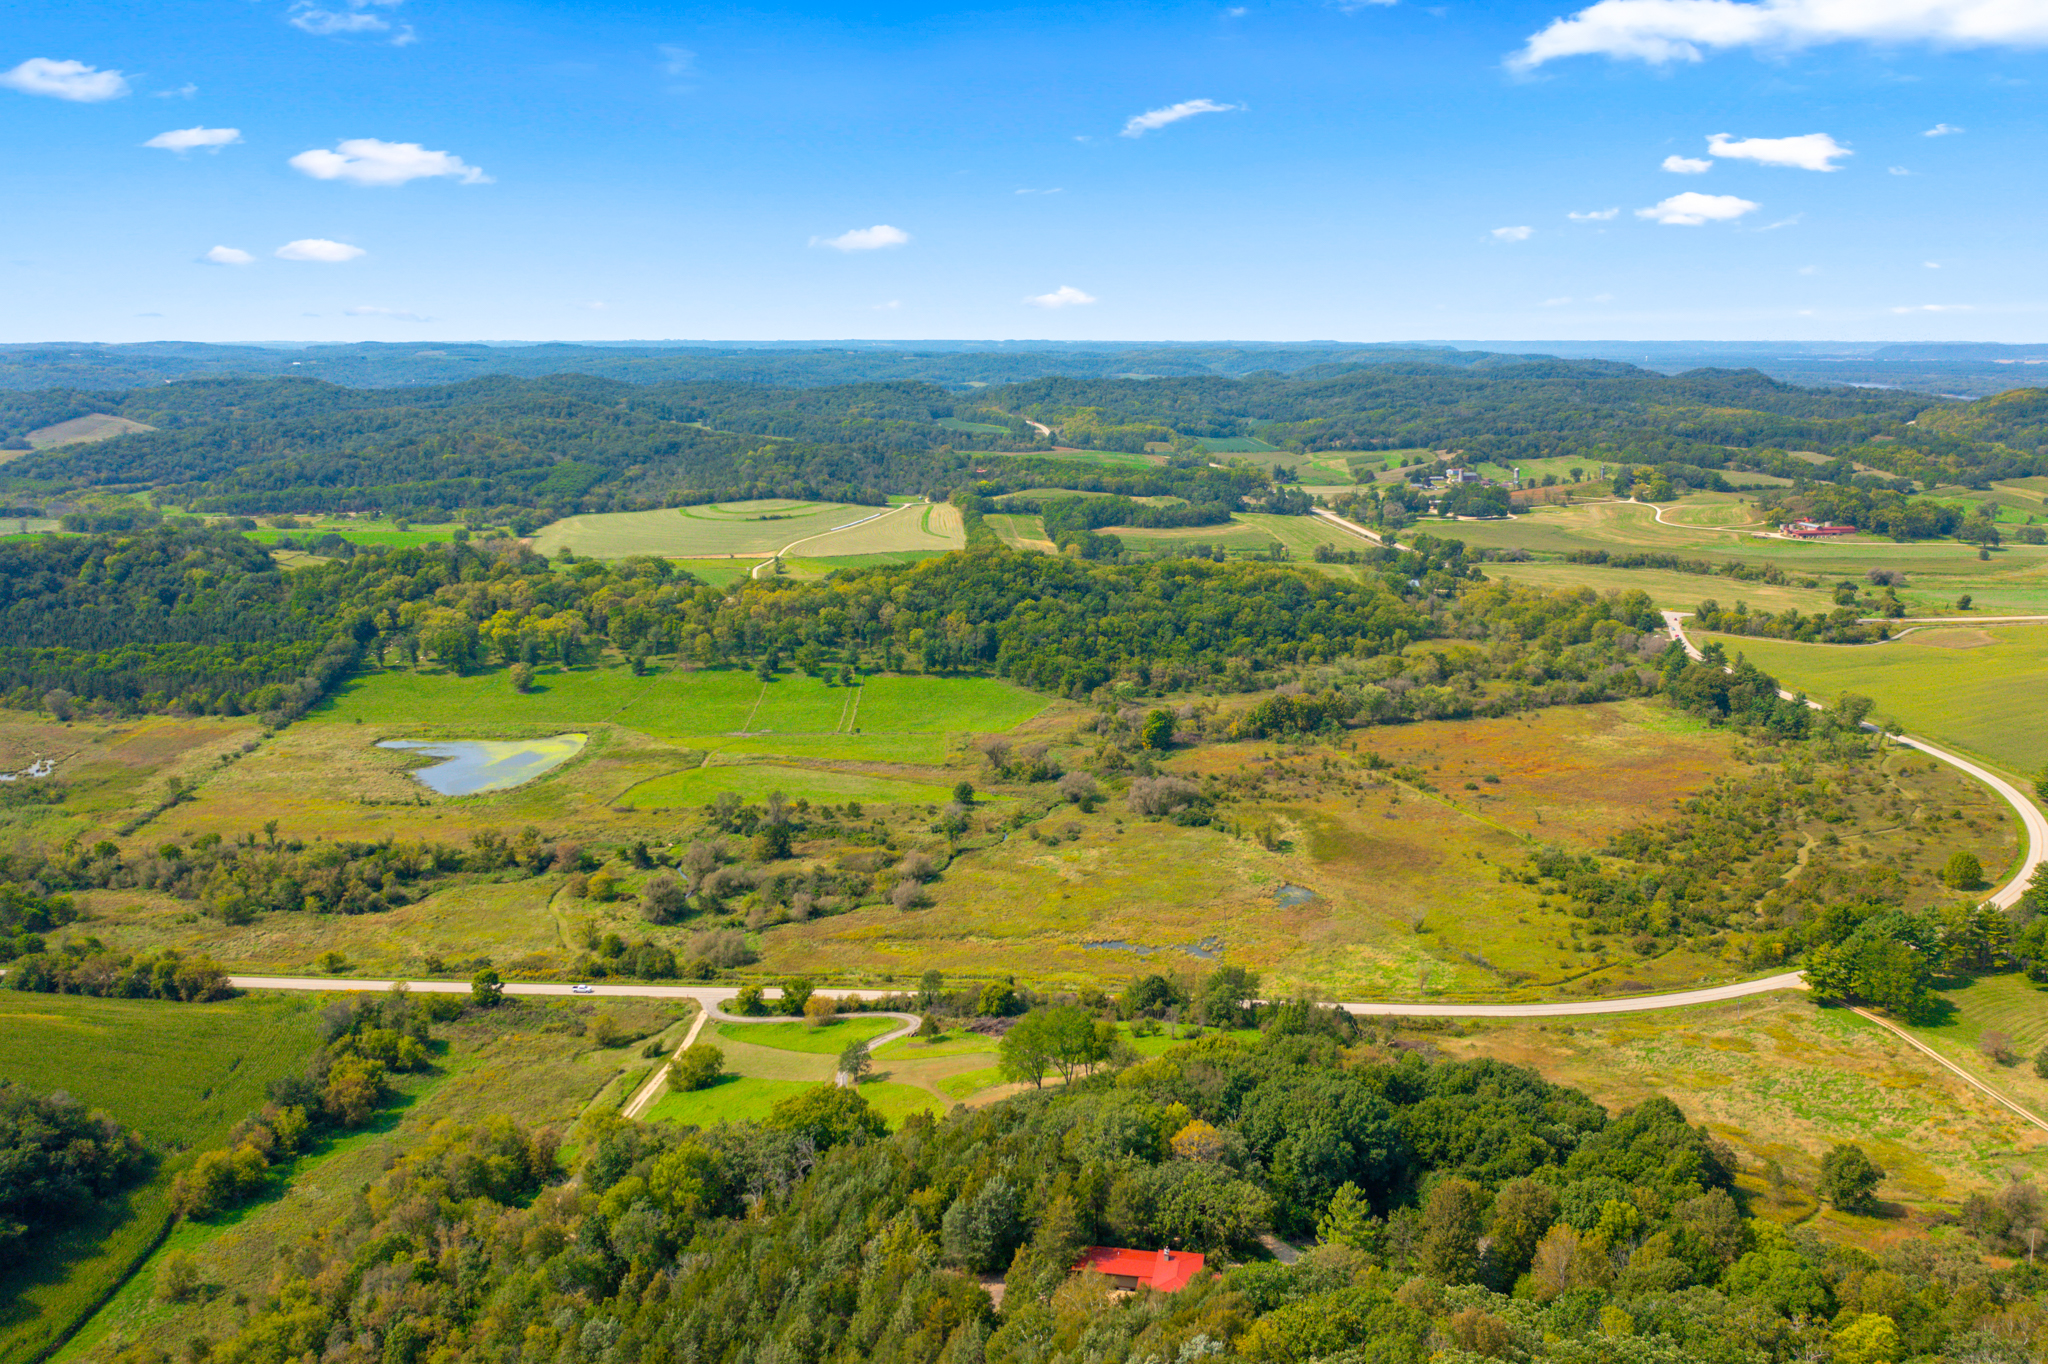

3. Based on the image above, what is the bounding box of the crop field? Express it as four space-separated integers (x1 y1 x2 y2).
531 500 878 559
1442 992 2048 1238
1197 436 1284 454
985 513 1055 552
1703 623 2048 781
244 524 466 550
783 500 963 558
58 994 688 1364
1440 493 2048 615
0 994 325 1364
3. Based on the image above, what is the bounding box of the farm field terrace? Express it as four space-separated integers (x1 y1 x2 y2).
1701 622 2048 783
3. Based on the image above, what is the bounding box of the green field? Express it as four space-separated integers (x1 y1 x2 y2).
532 500 876 559
969 448 1157 469
1703 623 2048 780
936 417 1014 435
1197 436 1283 454
245 525 465 550
312 665 1043 746
623 761 960 809
0 994 325 1364
646 1073 941 1127
710 1016 900 1054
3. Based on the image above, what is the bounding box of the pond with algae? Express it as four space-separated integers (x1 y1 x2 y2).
378 734 587 795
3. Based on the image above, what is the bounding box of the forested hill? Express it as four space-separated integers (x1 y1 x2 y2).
984 364 2048 484
0 375 986 517
0 341 1498 392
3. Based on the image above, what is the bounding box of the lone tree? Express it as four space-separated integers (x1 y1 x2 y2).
668 1042 724 1091
838 1038 873 1083
470 969 504 1008
1820 1143 1886 1214
1945 850 1985 890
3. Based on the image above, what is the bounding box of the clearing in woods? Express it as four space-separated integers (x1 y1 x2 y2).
1700 622 2048 781
0 993 325 1364
530 500 876 559
780 501 964 558
19 413 156 450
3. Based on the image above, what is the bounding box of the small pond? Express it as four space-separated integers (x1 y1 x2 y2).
378 734 587 795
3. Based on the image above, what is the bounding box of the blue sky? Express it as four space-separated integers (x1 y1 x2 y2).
4 0 2046 343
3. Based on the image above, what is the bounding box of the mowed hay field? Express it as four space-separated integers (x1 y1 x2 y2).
531 499 880 559
1706 623 2048 781
783 501 963 558
0 994 325 1364
1440 992 2048 1238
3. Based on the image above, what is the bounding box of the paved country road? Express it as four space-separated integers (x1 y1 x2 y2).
224 971 1811 1018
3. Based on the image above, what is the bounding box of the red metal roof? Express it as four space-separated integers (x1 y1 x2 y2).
1071 1246 1207 1293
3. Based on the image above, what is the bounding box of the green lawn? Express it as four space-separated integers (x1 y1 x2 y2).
0 994 325 1364
1704 624 2048 779
622 762 959 810
712 1016 900 1055
245 526 465 550
646 1073 938 1127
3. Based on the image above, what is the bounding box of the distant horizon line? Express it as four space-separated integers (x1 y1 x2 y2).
5 337 2045 352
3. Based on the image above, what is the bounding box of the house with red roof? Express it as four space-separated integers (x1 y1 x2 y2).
1070 1246 1207 1293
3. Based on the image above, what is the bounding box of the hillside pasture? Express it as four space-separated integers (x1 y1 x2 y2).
21 414 155 450
782 500 963 558
1701 623 2048 782
620 761 957 810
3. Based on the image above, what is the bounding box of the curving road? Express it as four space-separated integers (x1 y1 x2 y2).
1662 611 2046 910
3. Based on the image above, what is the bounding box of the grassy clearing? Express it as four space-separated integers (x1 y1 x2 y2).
711 1016 899 1054
1440 992 2048 1242
983 513 1054 552
1704 624 2048 780
969 449 1160 469
59 994 684 1364
532 500 878 559
622 761 958 810
0 994 325 1364
244 526 464 550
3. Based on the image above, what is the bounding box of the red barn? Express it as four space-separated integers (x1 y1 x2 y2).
1070 1246 1206 1293
1781 520 1858 539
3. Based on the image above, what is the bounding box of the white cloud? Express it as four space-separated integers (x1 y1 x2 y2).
873 300 903 310
1027 285 1097 308
1543 296 1575 306
276 238 366 262
659 45 696 76
1511 0 2048 69
345 305 427 320
154 83 198 99
145 126 242 153
1889 165 1913 175
1799 264 1819 274
1568 207 1620 220
1662 155 1713 173
1925 260 1941 268
289 138 490 186
1636 192 1760 225
811 224 910 251
1756 213 1803 229
1924 122 1965 135
1492 225 1535 241
581 301 607 310
0 58 130 102
204 245 255 266
1120 98 1238 137
1015 187 1065 195
1706 131 1850 170
1890 302 1973 312
289 0 409 39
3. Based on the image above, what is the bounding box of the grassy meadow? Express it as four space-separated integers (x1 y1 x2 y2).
0 994 325 1364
